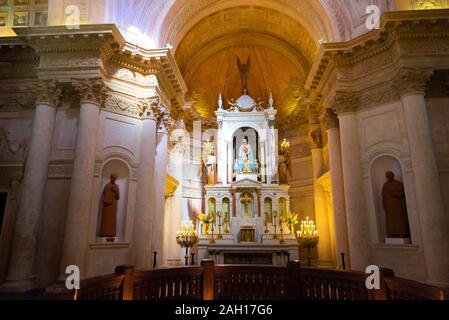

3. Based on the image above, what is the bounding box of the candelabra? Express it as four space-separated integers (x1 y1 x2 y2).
209 216 216 244
273 211 278 239
176 220 199 266
264 212 270 234
279 215 285 244
281 138 291 151
296 217 319 267
217 211 223 240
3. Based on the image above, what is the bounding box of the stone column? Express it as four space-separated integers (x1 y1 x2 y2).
307 115 334 266
321 109 350 269
59 79 103 279
151 106 172 267
131 97 158 270
227 142 233 184
260 141 266 183
1 81 60 292
398 69 449 286
164 125 184 266
335 93 371 271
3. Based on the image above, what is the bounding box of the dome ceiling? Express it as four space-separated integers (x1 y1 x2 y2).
185 45 305 118
174 6 317 119
105 0 395 119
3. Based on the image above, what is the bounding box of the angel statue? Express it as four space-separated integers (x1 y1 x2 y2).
237 56 250 94
227 98 238 112
254 97 264 111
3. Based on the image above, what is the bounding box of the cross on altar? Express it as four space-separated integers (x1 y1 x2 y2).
241 194 252 218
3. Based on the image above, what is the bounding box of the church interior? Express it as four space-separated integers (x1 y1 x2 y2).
0 0 449 300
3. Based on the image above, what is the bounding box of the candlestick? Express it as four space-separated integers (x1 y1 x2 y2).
217 211 223 240
273 211 278 239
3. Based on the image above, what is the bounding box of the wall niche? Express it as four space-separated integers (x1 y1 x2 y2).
96 159 129 243
370 155 411 245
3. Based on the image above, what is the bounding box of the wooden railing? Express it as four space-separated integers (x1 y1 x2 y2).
54 260 448 301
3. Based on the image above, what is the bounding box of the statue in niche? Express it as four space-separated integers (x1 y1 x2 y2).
237 56 250 93
278 148 291 185
203 136 217 185
382 171 411 238
100 174 120 238
235 136 256 174
241 193 253 219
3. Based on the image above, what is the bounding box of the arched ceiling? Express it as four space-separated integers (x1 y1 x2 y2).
175 6 315 118
104 0 395 119
185 44 305 118
106 0 394 48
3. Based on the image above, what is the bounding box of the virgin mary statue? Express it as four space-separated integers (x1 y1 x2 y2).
236 136 256 173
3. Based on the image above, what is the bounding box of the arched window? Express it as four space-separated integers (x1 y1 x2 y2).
264 197 273 223
208 197 217 223
279 197 287 220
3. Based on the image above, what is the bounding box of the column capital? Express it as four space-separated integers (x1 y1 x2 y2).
331 91 360 116
139 96 160 120
32 80 62 107
394 68 433 97
155 104 175 134
72 78 106 106
306 128 323 150
321 108 339 130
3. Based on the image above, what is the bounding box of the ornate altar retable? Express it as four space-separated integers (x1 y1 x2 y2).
198 90 299 266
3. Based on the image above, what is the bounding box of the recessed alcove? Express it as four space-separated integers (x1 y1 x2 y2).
96 159 130 243
370 155 411 245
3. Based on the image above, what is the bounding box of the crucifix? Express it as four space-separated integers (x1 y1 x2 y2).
241 193 252 218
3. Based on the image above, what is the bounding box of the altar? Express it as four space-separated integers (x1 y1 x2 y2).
198 79 299 265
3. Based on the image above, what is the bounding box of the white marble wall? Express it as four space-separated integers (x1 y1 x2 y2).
355 101 427 281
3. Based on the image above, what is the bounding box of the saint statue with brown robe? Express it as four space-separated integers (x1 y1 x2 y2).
382 171 410 238
100 174 120 238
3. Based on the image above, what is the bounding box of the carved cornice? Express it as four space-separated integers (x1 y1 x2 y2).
393 68 434 96
72 79 107 106
306 9 449 111
321 108 339 130
104 63 159 87
12 24 124 55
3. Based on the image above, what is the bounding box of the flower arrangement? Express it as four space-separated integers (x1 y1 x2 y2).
286 212 299 234
197 212 214 234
